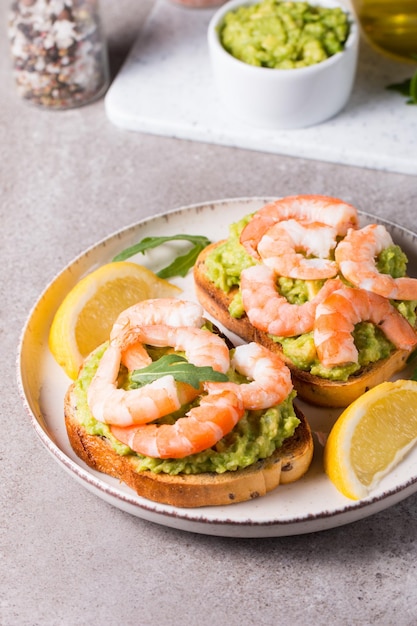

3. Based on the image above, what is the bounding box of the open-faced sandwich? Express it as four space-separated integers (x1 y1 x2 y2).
64 298 313 507
194 195 417 407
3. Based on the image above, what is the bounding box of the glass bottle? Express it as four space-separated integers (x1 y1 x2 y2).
8 0 110 109
351 0 417 63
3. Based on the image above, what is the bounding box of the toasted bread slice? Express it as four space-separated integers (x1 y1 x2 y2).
193 242 413 408
64 384 313 508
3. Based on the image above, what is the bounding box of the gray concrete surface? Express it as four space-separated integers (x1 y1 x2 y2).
1 1 417 625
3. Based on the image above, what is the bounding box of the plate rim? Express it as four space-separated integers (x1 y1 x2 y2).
16 196 417 537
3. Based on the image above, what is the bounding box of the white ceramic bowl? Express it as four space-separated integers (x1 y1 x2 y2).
208 0 359 129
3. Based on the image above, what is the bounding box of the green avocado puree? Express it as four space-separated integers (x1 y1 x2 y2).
219 0 350 69
74 343 300 475
205 214 417 382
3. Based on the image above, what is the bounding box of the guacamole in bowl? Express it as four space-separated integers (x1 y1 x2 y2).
208 0 359 129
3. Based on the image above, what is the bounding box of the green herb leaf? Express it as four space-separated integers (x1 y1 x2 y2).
386 58 417 105
409 69 417 104
130 354 229 389
386 78 412 97
112 234 211 278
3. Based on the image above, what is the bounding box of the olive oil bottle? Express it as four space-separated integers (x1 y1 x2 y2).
351 0 417 62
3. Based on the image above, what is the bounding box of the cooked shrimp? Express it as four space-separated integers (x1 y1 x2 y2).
314 286 417 368
257 219 339 279
88 324 230 426
204 342 292 410
120 341 152 371
111 298 206 371
240 263 344 336
130 324 231 374
110 298 204 341
87 341 192 426
240 195 359 258
335 223 417 300
110 390 245 459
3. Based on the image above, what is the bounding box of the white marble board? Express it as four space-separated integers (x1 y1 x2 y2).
105 0 417 176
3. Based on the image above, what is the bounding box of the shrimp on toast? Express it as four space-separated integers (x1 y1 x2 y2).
204 342 293 410
240 264 344 336
88 298 230 427
112 298 205 370
129 324 230 374
111 343 294 458
110 390 245 459
240 195 359 258
111 298 204 340
257 219 339 280
314 286 417 368
335 223 417 300
87 339 199 426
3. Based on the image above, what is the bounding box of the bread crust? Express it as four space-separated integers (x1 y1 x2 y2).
64 383 313 508
193 241 414 408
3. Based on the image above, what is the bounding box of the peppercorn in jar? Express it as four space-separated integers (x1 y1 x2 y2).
8 0 110 109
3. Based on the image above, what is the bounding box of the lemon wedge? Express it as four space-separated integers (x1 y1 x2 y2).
324 379 417 500
48 261 181 379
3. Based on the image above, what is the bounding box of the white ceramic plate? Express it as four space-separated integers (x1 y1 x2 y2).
17 198 417 538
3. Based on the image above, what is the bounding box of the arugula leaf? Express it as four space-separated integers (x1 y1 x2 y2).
112 234 211 278
386 56 417 105
410 69 417 104
130 354 229 389
386 78 412 97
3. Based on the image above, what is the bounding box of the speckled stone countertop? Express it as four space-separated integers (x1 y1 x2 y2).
2 1 417 625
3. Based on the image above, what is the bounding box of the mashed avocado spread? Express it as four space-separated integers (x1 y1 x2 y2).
219 0 350 69
74 343 300 475
205 215 417 382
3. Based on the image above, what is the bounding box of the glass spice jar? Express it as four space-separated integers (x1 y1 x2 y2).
8 0 110 109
